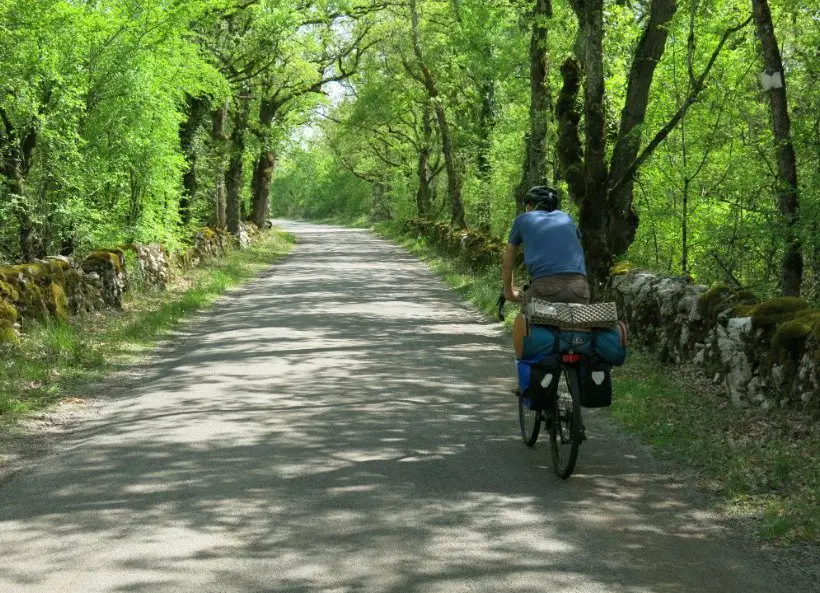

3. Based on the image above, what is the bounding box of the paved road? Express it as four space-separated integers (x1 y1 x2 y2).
0 222 813 593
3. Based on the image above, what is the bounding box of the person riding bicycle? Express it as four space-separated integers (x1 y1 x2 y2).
503 185 590 306
503 185 590 357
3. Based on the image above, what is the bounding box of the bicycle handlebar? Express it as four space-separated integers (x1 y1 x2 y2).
497 283 530 322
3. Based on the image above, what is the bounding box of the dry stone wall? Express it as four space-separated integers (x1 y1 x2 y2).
0 225 264 345
610 267 818 414
125 243 171 289
405 218 506 269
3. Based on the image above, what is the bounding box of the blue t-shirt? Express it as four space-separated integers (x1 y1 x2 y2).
508 210 587 279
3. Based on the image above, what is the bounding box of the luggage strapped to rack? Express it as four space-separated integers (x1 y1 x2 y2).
517 300 626 409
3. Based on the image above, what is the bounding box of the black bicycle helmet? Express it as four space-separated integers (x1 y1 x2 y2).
524 185 561 211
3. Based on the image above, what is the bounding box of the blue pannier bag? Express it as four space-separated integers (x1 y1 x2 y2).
521 325 626 366
516 355 561 410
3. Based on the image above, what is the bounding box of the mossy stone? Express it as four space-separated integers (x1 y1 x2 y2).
0 299 18 323
0 319 19 345
0 279 19 302
730 290 758 305
86 250 125 272
770 309 819 360
49 282 69 322
749 297 810 329
715 290 759 320
45 258 70 282
17 281 49 320
611 261 636 276
697 284 733 319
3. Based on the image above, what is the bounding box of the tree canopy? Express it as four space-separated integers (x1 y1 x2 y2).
1 0 816 299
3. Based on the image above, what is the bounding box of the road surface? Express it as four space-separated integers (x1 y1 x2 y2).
0 222 813 592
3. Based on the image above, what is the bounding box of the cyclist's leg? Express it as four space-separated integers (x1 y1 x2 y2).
512 312 527 358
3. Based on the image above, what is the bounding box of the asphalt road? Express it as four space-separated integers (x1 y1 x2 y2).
0 222 814 593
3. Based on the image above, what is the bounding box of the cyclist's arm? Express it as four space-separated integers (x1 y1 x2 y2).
503 243 519 301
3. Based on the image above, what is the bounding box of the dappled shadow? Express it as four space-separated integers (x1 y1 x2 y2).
0 222 808 593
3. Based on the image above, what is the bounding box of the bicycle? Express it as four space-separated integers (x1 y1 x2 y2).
498 293 585 479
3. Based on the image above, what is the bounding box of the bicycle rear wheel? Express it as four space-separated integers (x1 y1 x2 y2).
518 396 541 446
549 367 581 478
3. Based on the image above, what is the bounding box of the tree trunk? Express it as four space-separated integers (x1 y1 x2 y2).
250 98 279 228
211 102 229 229
681 177 690 274
409 0 466 228
751 0 803 296
556 58 585 207
1 112 40 260
225 98 249 235
251 149 275 227
9 175 39 262
476 73 496 230
433 102 466 228
179 94 208 226
607 0 677 256
559 0 677 292
515 0 553 212
415 103 433 217
577 0 611 293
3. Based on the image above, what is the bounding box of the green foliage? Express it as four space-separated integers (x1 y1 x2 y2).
271 143 373 221
268 0 816 301
3 0 813 298
0 0 371 260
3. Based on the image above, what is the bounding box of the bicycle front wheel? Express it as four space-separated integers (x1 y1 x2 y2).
518 396 541 446
549 367 581 479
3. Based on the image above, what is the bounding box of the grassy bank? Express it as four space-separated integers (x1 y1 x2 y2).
375 220 817 544
0 230 295 418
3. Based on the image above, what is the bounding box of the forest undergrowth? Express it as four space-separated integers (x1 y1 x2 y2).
373 220 818 546
0 231 294 420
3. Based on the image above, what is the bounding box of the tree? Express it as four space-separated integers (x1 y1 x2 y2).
751 0 803 296
249 11 374 228
556 0 757 291
406 0 466 228
514 0 553 213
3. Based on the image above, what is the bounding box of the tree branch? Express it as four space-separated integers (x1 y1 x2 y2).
608 15 752 197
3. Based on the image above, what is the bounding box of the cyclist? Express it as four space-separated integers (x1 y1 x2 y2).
502 185 590 357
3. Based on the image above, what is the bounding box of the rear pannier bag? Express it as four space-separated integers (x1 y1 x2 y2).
516 356 561 410
578 359 613 408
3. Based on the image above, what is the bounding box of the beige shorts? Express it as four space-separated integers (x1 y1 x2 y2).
523 273 590 307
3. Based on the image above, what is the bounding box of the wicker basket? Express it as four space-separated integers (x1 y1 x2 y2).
526 299 619 329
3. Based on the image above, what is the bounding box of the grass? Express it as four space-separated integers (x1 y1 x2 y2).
0 230 295 419
376 219 818 545
611 351 818 543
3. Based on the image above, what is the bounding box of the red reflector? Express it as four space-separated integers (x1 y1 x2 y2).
562 354 582 363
